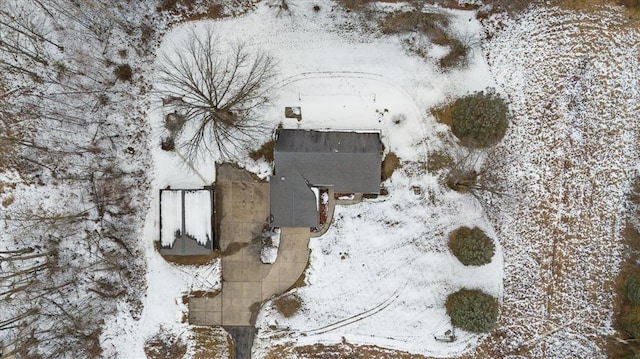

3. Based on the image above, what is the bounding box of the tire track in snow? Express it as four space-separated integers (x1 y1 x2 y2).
268 70 431 165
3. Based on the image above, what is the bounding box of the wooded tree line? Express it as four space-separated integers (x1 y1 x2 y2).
0 0 160 357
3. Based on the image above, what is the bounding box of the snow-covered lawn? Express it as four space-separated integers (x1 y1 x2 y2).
121 1 503 358
256 165 503 356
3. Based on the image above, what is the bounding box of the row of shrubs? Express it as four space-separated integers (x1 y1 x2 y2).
446 226 498 333
441 90 507 334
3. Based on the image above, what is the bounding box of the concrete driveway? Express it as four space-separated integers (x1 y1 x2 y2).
188 164 310 328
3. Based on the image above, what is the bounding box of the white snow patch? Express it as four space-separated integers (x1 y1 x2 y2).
184 190 213 245
311 187 320 211
261 228 281 265
160 190 183 246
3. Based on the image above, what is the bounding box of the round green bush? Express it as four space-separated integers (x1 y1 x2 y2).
450 90 509 148
623 275 640 305
446 288 499 333
448 226 495 266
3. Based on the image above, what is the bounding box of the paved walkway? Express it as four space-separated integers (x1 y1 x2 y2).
188 164 310 328
225 327 255 359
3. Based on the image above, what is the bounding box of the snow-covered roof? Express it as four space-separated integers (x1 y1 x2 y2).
159 189 213 255
270 129 382 227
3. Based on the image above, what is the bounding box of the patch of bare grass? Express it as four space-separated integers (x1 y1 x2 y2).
380 10 449 36
447 169 477 193
558 0 640 18
157 0 225 18
286 258 310 291
477 0 540 17
608 179 640 356
273 293 302 318
382 152 401 181
144 327 187 359
157 0 257 23
249 139 275 163
190 326 233 359
380 9 472 69
427 150 453 173
2 194 15 207
265 341 429 359
336 0 375 11
431 103 454 127
439 37 470 69
618 0 640 10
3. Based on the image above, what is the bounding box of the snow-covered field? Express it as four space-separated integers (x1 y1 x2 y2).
479 5 639 357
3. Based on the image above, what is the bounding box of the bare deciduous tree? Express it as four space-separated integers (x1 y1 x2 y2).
442 143 513 215
156 26 278 161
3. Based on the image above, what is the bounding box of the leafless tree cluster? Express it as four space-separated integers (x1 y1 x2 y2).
0 0 154 357
442 143 512 211
156 25 277 161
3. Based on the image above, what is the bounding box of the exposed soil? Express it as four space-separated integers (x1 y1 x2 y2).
160 248 220 265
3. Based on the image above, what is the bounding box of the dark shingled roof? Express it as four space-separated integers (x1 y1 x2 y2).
269 129 382 228
269 168 319 228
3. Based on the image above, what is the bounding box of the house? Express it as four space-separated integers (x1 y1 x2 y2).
269 129 382 228
159 188 214 255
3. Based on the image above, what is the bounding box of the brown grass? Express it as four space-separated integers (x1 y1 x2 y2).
558 0 640 17
158 0 258 25
431 103 454 127
2 194 15 207
273 293 302 318
618 0 640 10
382 152 401 181
427 150 453 173
439 38 469 69
608 221 640 355
144 328 187 359
186 3 226 22
336 0 375 11
265 341 433 359
190 327 233 359
286 259 310 291
249 139 275 163
339 0 476 12
446 170 477 193
380 10 449 36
